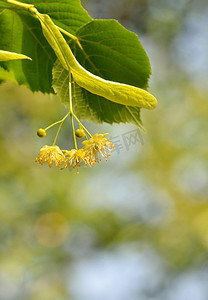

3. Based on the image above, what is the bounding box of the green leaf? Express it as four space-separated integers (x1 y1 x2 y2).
52 19 156 126
23 0 92 35
0 0 15 11
37 13 157 109
0 0 92 92
71 19 157 124
0 49 31 61
74 20 151 88
53 59 143 127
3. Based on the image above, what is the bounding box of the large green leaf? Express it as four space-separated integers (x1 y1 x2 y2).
37 13 156 109
23 0 92 34
53 19 153 126
53 59 143 127
74 20 151 89
0 0 92 92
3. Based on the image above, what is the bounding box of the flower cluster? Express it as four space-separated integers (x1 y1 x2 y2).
35 134 115 173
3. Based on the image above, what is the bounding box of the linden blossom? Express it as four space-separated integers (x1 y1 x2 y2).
35 145 65 168
61 149 91 173
35 134 115 172
82 134 115 165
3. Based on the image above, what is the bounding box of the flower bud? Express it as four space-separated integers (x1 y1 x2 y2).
75 128 85 139
37 128 46 138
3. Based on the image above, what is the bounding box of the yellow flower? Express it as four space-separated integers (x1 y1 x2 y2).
61 149 90 173
35 145 64 168
82 133 115 165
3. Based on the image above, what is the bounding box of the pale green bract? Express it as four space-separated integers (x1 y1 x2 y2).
0 50 32 61
36 12 157 109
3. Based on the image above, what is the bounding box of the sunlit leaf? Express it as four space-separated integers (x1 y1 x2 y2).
53 59 143 127
39 13 156 109
0 0 92 92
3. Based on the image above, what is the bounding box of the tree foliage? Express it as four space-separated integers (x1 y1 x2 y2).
0 0 156 126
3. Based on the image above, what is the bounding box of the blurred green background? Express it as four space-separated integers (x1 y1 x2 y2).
0 0 208 299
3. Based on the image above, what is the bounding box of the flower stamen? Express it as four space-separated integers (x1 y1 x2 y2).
82 133 115 165
35 145 64 168
61 149 91 173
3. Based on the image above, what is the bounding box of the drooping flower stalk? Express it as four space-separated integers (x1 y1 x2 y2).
36 61 114 172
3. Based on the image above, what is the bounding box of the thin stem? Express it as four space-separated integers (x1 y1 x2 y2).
69 73 73 113
56 26 76 40
72 113 92 138
56 25 83 51
70 114 77 149
52 122 63 146
44 112 70 131
69 73 77 149
68 74 91 140
44 112 70 146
